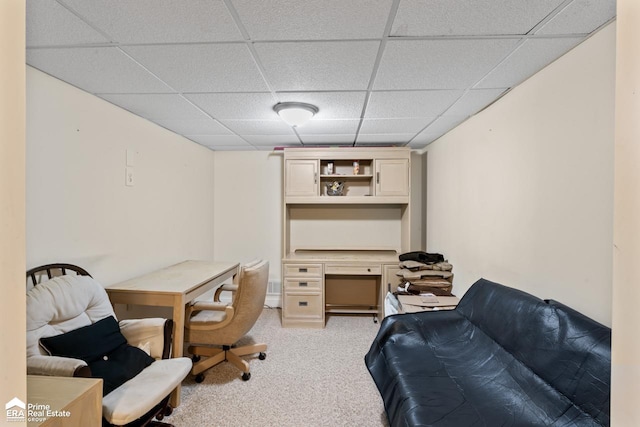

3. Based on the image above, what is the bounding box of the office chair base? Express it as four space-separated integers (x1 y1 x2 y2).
188 343 267 381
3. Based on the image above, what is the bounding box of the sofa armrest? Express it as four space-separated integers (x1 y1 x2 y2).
119 318 172 360
27 355 89 377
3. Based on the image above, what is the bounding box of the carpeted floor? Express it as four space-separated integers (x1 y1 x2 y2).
168 308 388 427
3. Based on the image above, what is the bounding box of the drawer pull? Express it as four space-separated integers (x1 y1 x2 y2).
299 282 308 287
299 301 308 307
367 268 371 272
299 268 308 273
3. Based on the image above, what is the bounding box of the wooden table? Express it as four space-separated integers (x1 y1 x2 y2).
105 260 240 406
27 375 102 427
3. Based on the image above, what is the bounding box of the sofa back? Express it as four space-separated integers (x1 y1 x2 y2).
456 279 611 425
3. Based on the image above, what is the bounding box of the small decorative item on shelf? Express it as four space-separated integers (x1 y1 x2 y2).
327 162 334 175
353 161 360 175
325 181 344 196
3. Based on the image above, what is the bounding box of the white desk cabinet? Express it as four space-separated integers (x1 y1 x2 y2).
282 147 412 328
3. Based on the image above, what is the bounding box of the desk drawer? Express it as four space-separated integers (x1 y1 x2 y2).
283 263 322 277
284 278 322 290
325 264 381 275
283 293 323 318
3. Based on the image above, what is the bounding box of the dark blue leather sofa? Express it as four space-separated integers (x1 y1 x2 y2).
365 279 611 427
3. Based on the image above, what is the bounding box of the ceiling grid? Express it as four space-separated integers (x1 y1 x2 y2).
26 0 616 151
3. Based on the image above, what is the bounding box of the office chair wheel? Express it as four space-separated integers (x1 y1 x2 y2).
195 373 205 383
192 355 201 362
259 352 266 360
242 372 251 381
164 406 173 416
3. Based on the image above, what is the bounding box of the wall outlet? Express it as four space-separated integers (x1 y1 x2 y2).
125 167 135 187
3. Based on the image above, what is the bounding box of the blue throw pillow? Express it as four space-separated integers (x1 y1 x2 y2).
40 316 155 395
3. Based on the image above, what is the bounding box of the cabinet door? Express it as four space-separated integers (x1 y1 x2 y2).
375 159 409 196
285 159 319 197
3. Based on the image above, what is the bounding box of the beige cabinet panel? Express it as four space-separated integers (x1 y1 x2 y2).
375 159 409 196
285 159 319 197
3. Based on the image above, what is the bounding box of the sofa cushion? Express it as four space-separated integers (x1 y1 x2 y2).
40 316 154 396
456 279 611 425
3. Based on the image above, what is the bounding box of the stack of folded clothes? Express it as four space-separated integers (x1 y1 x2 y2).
395 254 454 296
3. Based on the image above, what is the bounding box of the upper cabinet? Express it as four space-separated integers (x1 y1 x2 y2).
285 159 319 197
375 159 409 197
283 147 410 204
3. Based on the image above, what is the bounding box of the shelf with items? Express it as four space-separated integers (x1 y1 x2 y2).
320 159 372 177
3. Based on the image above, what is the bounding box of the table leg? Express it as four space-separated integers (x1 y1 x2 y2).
170 298 186 408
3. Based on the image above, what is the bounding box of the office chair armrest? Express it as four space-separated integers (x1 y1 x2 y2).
27 355 89 377
186 301 234 330
213 283 238 302
119 318 172 360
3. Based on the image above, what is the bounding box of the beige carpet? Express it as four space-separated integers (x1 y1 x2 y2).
168 308 388 427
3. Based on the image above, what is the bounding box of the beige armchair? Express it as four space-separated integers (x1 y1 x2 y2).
26 263 192 427
185 260 269 382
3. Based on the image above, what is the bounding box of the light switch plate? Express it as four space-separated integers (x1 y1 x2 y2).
126 149 136 166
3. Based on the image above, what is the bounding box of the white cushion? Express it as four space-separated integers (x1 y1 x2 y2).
102 357 192 425
26 275 115 358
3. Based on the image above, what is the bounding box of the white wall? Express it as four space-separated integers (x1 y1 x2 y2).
1 0 26 420
212 151 283 292
612 1 640 424
425 23 615 326
26 67 216 286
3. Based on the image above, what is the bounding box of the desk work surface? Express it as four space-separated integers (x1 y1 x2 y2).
283 250 399 263
105 260 239 294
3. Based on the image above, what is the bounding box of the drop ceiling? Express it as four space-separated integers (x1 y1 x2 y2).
26 0 615 151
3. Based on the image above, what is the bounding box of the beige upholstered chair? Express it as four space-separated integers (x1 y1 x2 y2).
185 260 269 382
26 263 192 427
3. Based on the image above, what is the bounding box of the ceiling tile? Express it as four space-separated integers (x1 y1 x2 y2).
249 143 304 150
151 118 233 135
536 0 616 35
27 0 110 47
255 41 380 91
277 92 367 120
26 47 173 93
444 89 508 117
476 37 584 89
242 135 301 145
391 0 565 36
295 119 361 135
374 39 520 90
359 118 432 134
231 0 393 40
299 134 356 144
356 134 415 144
219 120 296 135
366 90 463 118
99 94 208 120
186 135 252 147
186 93 278 120
64 0 243 43
206 145 258 151
122 44 269 92
412 116 467 144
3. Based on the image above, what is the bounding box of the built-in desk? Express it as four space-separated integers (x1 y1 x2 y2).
282 250 400 328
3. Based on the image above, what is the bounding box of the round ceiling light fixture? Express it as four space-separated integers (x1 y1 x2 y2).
273 102 319 127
